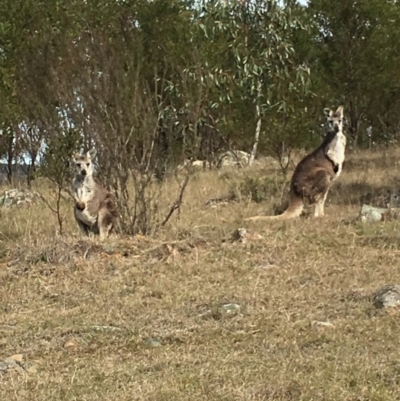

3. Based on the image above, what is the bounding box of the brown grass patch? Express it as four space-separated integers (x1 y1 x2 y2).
1 148 400 400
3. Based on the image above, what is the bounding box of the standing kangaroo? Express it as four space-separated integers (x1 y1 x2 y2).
71 148 118 239
245 106 347 221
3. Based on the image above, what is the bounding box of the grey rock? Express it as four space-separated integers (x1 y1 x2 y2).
217 150 250 169
3 358 20 368
177 159 206 171
0 188 41 208
359 204 400 223
0 361 9 371
143 337 162 348
359 204 387 222
221 303 240 314
372 284 400 309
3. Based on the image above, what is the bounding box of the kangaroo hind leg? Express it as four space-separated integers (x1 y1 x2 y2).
98 209 114 240
311 170 332 218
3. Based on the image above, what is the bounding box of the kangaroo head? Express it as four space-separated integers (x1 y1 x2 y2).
72 148 97 177
323 106 344 134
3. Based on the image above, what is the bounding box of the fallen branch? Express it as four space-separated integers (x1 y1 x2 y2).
161 173 190 227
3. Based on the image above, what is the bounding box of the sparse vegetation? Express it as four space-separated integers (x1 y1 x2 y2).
235 175 288 205
2 0 400 399
1 148 400 400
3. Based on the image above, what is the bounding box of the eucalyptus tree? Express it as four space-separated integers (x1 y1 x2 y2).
307 0 400 146
196 0 310 165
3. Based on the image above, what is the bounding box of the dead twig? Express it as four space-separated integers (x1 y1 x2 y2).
160 173 190 227
36 181 68 235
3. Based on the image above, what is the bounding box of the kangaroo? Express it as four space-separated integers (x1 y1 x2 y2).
71 148 118 239
245 106 347 221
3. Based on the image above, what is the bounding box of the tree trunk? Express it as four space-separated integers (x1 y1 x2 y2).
348 101 363 148
6 135 13 185
249 104 261 167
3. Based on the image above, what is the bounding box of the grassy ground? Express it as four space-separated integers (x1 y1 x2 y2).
1 148 400 400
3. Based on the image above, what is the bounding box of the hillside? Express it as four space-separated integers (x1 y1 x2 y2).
1 148 400 400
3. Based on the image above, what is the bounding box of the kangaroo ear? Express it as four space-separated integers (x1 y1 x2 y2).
336 106 344 117
71 153 79 162
87 148 97 160
323 108 333 117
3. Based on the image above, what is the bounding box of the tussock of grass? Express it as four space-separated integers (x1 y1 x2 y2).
1 148 400 400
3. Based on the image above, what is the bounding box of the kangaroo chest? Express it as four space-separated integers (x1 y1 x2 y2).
73 177 94 202
72 177 98 226
325 132 346 181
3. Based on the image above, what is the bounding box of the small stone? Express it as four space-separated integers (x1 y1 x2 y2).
143 337 162 348
0 361 9 371
198 309 213 318
221 303 240 314
312 321 335 331
372 284 400 309
64 340 79 349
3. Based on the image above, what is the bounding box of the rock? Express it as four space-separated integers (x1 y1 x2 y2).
191 160 205 168
221 303 240 314
0 188 41 208
359 204 400 223
359 204 387 222
198 303 241 319
372 284 400 309
217 150 251 169
64 340 79 350
363 204 400 222
3 358 21 369
311 321 335 331
0 361 9 371
0 354 25 373
143 337 162 348
177 159 206 171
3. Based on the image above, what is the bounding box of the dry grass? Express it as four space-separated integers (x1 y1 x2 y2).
1 148 400 400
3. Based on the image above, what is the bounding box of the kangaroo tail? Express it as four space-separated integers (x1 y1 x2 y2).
244 194 303 222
